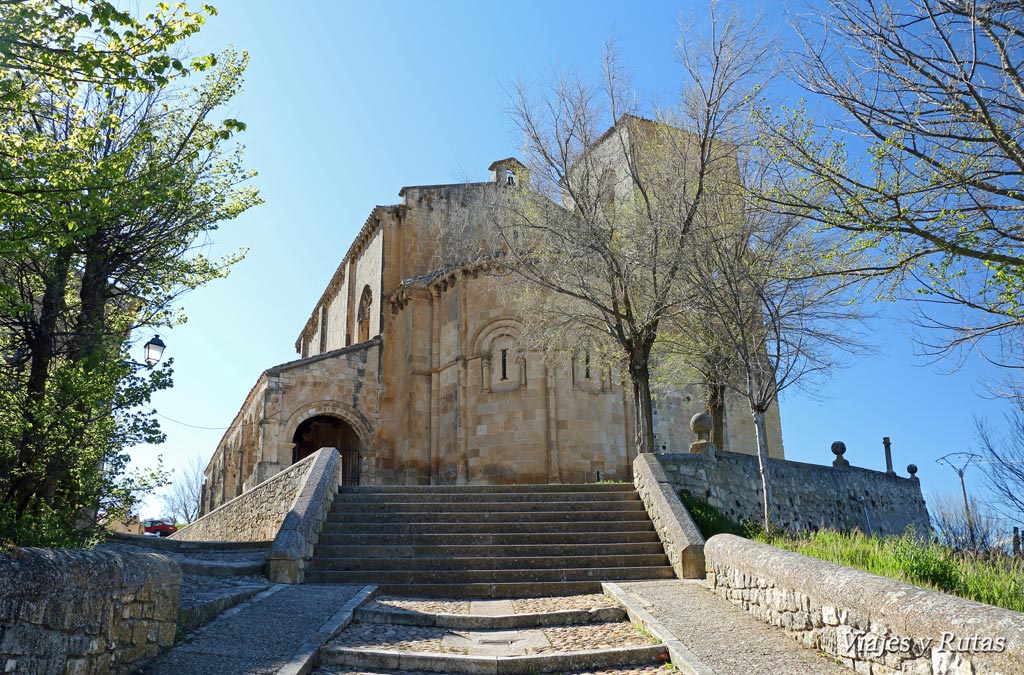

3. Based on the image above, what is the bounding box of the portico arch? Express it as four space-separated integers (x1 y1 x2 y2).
283 402 373 486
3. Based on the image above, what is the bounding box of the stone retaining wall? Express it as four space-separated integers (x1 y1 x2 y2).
0 547 181 675
705 534 1024 675
267 447 342 583
172 450 318 542
632 453 705 578
658 451 930 535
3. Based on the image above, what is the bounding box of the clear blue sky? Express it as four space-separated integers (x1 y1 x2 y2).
130 0 1017 524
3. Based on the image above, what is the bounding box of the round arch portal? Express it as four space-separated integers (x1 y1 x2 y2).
291 414 361 486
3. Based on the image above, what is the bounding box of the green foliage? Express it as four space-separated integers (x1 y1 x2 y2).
0 2 259 546
762 529 1024 613
678 490 760 539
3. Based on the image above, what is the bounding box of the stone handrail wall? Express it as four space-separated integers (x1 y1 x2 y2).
705 534 1024 674
659 450 930 535
0 547 181 674
267 447 342 583
171 450 318 542
633 453 705 578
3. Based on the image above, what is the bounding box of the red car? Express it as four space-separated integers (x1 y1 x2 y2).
142 519 177 537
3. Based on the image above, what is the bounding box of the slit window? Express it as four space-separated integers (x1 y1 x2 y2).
584 351 591 379
501 349 508 380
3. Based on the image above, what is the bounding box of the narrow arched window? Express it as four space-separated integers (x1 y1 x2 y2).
357 285 372 342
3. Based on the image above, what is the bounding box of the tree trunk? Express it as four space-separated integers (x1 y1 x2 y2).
751 406 773 532
629 356 656 454
707 380 725 449
10 247 73 518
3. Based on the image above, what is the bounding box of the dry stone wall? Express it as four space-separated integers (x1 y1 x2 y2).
0 547 180 675
659 451 930 535
705 534 1024 675
173 452 315 542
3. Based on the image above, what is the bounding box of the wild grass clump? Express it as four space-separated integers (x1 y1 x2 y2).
676 490 1024 613
760 529 1024 614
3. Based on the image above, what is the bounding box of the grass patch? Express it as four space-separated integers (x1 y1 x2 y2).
677 490 1024 613
678 490 760 538
760 530 1024 614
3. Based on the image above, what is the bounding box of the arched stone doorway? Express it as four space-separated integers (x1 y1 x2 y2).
292 415 361 485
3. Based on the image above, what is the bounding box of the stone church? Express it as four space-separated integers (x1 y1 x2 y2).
200 120 784 515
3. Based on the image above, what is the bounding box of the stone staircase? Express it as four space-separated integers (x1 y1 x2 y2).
317 594 672 675
305 484 675 597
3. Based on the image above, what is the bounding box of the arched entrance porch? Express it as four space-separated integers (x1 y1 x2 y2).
292 415 361 485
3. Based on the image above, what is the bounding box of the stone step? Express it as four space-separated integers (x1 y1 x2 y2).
331 520 656 535
302 566 676 587
333 491 640 504
319 644 667 673
372 581 606 598
330 500 648 515
340 483 632 494
325 509 648 524
319 670 669 675
314 542 667 558
316 531 662 547
354 605 628 629
310 553 670 572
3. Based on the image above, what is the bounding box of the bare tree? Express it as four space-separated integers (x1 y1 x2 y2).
161 454 205 525
930 493 1001 553
664 182 868 530
976 403 1024 527
760 0 1024 365
500 4 775 453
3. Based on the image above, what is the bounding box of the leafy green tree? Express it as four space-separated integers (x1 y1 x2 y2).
0 2 259 546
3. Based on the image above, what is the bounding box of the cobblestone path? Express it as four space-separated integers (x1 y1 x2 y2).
137 584 362 675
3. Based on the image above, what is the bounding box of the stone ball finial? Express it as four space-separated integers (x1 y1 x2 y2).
907 463 918 478
831 441 849 468
688 411 716 458
690 412 712 439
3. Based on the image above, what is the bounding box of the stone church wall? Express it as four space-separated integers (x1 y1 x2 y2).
658 451 930 535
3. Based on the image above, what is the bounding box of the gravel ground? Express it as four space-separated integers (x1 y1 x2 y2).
329 624 468 654
314 667 673 675
511 594 620 614
329 621 654 656
616 580 853 675
177 574 269 610
538 622 656 653
370 594 620 616
370 597 471 614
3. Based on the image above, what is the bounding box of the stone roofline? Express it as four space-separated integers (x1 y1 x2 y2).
207 337 383 470
295 158 526 351
294 205 403 351
386 257 507 314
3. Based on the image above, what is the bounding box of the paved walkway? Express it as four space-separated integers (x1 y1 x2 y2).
615 580 851 675
138 584 362 675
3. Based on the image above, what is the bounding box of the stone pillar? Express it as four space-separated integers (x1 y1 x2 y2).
883 436 895 475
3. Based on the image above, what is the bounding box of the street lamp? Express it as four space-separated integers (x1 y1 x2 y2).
143 335 166 366
936 452 982 551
